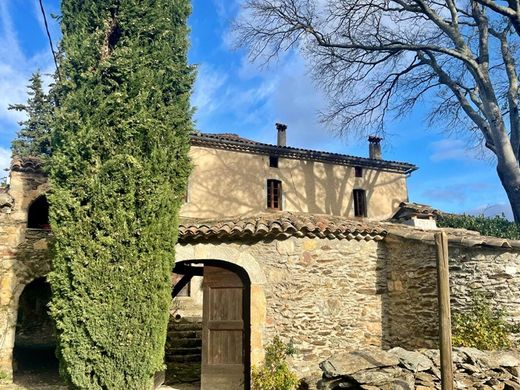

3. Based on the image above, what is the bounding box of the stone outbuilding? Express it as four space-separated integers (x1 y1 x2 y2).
1 157 520 389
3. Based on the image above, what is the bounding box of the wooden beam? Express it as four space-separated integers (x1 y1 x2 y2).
172 274 193 298
435 231 453 390
173 263 204 276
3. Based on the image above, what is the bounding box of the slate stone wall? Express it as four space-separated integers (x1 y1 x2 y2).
247 237 388 376
385 234 520 350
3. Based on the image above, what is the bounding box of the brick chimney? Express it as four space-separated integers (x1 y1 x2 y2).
368 136 382 160
276 123 287 147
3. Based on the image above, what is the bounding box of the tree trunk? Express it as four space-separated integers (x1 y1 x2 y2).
497 160 520 222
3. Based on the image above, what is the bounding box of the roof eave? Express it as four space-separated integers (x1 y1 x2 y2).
191 134 417 175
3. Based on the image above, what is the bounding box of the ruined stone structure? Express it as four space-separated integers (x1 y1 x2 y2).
1 133 520 388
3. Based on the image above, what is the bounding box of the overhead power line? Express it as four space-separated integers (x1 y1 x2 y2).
38 0 60 79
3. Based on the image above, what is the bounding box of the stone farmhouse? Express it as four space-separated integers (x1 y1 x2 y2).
1 125 520 389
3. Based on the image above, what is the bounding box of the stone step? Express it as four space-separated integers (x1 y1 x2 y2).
168 323 202 332
167 338 201 349
167 354 202 363
168 330 202 339
168 347 202 355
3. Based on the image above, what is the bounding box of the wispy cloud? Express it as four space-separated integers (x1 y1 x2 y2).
429 139 476 162
192 65 229 116
0 147 10 180
0 1 54 141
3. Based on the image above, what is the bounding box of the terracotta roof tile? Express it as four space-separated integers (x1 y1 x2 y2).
179 212 520 251
178 212 388 242
10 156 44 173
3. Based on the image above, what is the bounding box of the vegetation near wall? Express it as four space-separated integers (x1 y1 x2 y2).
252 337 299 390
438 214 520 240
452 292 520 350
48 1 194 389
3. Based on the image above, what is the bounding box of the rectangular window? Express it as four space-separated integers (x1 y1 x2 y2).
269 156 279 168
353 189 367 217
267 179 282 210
355 166 363 178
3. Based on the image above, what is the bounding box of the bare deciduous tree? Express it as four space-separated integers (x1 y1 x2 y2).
235 0 520 222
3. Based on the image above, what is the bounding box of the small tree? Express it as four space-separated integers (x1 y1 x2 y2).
9 72 53 159
49 1 194 388
252 337 299 390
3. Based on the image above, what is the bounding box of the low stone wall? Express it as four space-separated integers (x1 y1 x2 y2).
385 233 520 349
251 237 387 375
317 347 520 389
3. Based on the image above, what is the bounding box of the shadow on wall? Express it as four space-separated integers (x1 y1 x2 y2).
182 147 407 219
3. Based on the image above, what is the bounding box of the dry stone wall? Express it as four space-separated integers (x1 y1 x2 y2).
317 347 520 390
249 237 388 375
385 233 520 349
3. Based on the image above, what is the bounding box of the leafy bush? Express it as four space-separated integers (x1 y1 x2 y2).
252 336 299 390
452 291 520 350
438 214 520 240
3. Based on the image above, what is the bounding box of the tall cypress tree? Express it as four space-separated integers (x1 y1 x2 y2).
48 1 193 389
10 72 53 159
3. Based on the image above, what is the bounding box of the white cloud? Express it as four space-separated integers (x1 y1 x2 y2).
430 139 476 162
192 65 229 115
0 1 54 141
0 147 11 181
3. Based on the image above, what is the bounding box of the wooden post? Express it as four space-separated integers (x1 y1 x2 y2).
435 231 453 390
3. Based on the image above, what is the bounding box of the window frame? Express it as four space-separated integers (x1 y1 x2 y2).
355 166 363 178
267 179 282 210
353 189 367 218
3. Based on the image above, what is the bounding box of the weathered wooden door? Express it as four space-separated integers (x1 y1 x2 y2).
201 265 246 390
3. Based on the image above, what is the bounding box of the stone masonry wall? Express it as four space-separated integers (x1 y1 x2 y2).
250 237 388 376
385 233 520 349
0 170 51 379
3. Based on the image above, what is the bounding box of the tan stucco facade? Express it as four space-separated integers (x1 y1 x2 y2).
180 146 409 220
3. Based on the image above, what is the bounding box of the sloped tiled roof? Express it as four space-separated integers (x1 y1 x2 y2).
191 132 417 175
10 156 44 173
179 211 520 250
178 212 388 242
392 202 441 220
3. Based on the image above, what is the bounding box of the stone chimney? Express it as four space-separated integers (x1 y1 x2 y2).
368 136 382 160
276 123 287 147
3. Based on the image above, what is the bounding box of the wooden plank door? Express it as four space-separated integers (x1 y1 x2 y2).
201 265 245 390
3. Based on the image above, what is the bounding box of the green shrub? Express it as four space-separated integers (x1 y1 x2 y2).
452 291 520 350
48 1 193 389
438 214 520 240
252 336 299 390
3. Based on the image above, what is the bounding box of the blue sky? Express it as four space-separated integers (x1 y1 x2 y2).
0 0 511 218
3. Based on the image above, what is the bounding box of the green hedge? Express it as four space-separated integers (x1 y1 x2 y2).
48 1 193 389
438 214 520 240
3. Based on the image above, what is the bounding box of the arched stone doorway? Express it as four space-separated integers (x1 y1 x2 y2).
169 259 257 390
13 278 60 386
